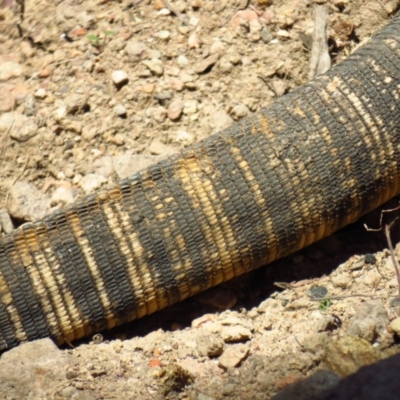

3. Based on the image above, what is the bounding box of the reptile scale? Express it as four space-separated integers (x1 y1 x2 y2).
1 13 400 351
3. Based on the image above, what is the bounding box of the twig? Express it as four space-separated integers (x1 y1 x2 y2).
162 0 187 25
384 220 400 302
308 6 331 81
364 203 400 304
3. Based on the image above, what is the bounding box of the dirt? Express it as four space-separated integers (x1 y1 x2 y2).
1 0 400 399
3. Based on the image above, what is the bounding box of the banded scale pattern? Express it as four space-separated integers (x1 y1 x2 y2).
2 15 400 350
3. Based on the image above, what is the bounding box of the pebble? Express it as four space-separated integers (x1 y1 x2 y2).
150 106 167 122
346 301 389 343
183 100 198 115
114 104 127 117
11 118 39 142
0 84 15 112
79 173 107 194
231 9 259 28
0 112 32 141
111 70 129 88
0 208 14 234
209 110 233 131
330 272 351 289
194 53 219 74
168 99 184 120
7 181 51 221
219 60 234 73
196 333 224 357
64 93 89 115
143 59 164 76
169 78 185 91
125 40 150 62
220 325 252 342
0 61 24 81
261 27 273 43
218 344 249 369
156 30 170 40
390 317 400 336
175 130 194 145
81 124 100 141
188 33 201 49
230 104 249 120
177 55 189 67
34 88 47 99
51 187 76 206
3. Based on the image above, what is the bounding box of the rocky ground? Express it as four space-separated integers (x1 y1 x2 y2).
1 0 400 399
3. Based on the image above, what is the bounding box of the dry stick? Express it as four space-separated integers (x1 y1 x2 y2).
308 5 331 81
384 220 400 302
162 0 186 25
364 204 400 303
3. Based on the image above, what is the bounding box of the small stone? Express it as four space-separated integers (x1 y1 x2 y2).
177 55 189 67
183 100 198 115
175 130 194 145
125 41 150 62
114 104 127 117
219 60 233 73
209 110 233 131
79 173 107 194
51 187 76 206
59 386 78 398
308 286 328 300
218 344 249 369
196 334 224 357
0 84 15 112
261 27 273 43
53 105 67 121
111 70 129 88
364 254 377 264
230 104 249 120
168 99 184 120
157 8 171 16
346 301 389 343
220 325 252 342
331 273 351 289
143 59 164 76
7 181 51 221
156 30 170 40
0 208 14 234
0 61 24 81
64 93 89 115
390 317 400 336
81 125 99 141
151 106 168 122
12 119 38 142
169 78 184 91
231 9 259 28
34 88 47 99
194 54 219 74
188 33 201 48
277 29 290 38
